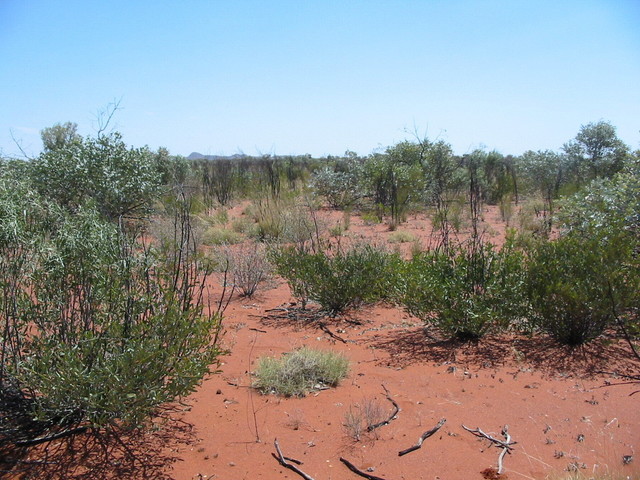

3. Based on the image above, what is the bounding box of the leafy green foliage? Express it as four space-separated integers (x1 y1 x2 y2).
254 347 349 397
40 121 81 152
526 233 638 346
563 120 629 182
363 142 424 226
270 243 397 313
311 157 364 208
30 132 161 220
396 240 527 341
557 158 639 241
1 156 223 446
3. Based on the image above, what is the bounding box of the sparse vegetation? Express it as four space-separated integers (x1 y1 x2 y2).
253 347 349 397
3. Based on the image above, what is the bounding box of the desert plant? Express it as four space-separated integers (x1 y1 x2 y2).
270 243 397 314
29 131 161 221
343 397 387 441
216 242 272 298
388 230 417 244
202 226 243 245
253 347 349 397
0 188 226 446
396 239 527 340
526 233 638 346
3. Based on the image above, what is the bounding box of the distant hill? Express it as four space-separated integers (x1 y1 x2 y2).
187 152 246 161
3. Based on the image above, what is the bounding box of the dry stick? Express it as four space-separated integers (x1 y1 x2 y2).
273 439 315 480
497 425 511 474
318 322 348 344
461 425 516 451
398 418 447 456
339 457 389 480
367 385 400 432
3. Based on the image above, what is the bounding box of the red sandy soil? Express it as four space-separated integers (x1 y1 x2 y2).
5 206 639 480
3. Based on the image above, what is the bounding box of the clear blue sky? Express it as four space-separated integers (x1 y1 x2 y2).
1 0 638 158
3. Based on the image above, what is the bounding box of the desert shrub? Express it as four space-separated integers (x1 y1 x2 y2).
517 196 551 238
499 193 514 224
361 211 382 226
0 188 224 444
29 132 161 221
231 216 259 236
202 226 243 245
253 347 349 397
526 234 638 346
311 164 363 209
396 240 527 340
388 230 416 244
208 207 229 225
343 397 387 441
215 243 272 298
270 243 397 313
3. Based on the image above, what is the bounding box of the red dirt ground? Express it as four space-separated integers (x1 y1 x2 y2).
5 206 639 480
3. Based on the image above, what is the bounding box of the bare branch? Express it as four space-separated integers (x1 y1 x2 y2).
367 384 400 432
272 439 316 480
497 425 511 474
398 418 446 456
340 457 388 480
9 129 34 160
95 97 123 137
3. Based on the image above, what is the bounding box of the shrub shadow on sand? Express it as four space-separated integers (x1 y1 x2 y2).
0 407 196 480
370 326 640 377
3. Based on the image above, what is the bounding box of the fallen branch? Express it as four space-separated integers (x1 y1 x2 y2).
461 424 516 451
340 457 388 480
367 385 400 432
273 439 315 480
318 322 348 343
398 418 446 456
497 425 511 474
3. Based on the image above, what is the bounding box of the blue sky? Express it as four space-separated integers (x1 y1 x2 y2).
1 1 638 158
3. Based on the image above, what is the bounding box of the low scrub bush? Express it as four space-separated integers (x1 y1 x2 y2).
526 234 638 346
215 242 272 298
202 226 243 245
253 347 349 397
270 243 397 313
396 240 527 340
388 230 416 244
343 397 387 441
0 188 224 444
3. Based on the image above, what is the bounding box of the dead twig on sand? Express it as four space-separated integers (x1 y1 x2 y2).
398 418 446 456
367 385 400 432
340 457 388 480
272 439 315 480
318 322 349 343
497 425 511 474
462 424 515 474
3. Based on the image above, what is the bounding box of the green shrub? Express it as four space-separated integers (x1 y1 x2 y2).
0 188 223 441
526 234 638 346
202 226 243 245
231 216 259 236
270 243 397 313
361 212 382 226
396 240 527 340
254 347 349 397
388 230 416 244
215 243 272 298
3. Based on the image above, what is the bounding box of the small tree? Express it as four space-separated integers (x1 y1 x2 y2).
30 132 161 221
563 120 629 182
40 121 81 152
